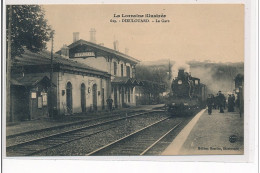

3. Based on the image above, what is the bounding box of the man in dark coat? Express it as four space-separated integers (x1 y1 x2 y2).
217 91 225 113
228 94 233 112
207 94 213 115
231 94 235 112
223 95 226 110
212 95 217 109
106 97 113 112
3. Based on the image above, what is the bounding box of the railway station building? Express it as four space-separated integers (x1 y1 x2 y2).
10 48 110 121
56 32 141 109
9 31 141 121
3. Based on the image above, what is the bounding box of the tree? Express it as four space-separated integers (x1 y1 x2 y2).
6 5 52 121
135 65 167 104
6 5 51 57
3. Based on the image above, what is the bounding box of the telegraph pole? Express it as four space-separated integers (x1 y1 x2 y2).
7 6 13 122
49 30 54 118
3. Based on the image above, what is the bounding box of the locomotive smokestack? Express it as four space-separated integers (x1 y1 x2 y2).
178 69 185 77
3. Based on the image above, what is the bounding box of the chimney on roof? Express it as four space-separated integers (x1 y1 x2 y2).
89 28 96 43
61 44 69 58
113 40 119 51
73 32 79 42
125 48 129 55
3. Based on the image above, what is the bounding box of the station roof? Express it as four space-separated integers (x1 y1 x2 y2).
11 76 55 87
13 48 110 78
56 39 140 64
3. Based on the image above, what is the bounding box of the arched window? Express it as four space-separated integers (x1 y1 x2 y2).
126 66 130 78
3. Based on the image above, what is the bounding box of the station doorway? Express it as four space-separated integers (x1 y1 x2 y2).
81 83 86 113
92 84 97 111
66 82 73 114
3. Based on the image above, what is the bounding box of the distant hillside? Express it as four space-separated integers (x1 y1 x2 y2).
141 59 243 67
136 60 244 94
188 61 244 94
140 59 174 66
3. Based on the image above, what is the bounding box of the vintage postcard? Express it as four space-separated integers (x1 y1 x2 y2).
2 2 256 166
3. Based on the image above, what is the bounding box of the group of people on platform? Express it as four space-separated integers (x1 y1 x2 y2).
206 91 238 115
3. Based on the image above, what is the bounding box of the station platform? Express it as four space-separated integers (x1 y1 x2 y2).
6 104 164 137
162 108 244 155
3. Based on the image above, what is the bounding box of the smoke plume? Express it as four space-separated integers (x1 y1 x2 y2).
171 60 190 80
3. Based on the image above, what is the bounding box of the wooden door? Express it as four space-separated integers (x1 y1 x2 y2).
92 84 97 111
66 82 72 114
81 84 86 112
114 87 118 108
101 88 105 110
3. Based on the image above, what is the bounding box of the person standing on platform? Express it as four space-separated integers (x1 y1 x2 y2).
207 94 213 115
106 97 113 112
212 95 217 109
223 94 227 110
236 94 240 111
216 92 220 109
228 94 233 112
231 94 235 112
217 91 225 113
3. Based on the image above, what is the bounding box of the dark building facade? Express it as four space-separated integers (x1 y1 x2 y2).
10 48 110 121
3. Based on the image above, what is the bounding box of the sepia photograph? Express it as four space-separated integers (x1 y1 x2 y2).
3 3 246 158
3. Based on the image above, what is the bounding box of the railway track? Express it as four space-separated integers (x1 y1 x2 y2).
6 110 145 139
86 117 183 156
6 110 155 147
6 110 164 156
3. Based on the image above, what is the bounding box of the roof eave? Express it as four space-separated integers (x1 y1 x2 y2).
66 39 140 64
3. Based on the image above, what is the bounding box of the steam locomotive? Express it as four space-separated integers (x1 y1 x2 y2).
166 69 207 115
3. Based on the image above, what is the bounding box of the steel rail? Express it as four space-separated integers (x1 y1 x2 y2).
6 110 146 139
28 126 117 156
7 110 156 150
29 111 167 156
86 117 170 156
140 121 182 155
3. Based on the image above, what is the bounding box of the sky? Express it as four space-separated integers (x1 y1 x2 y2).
43 4 244 63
